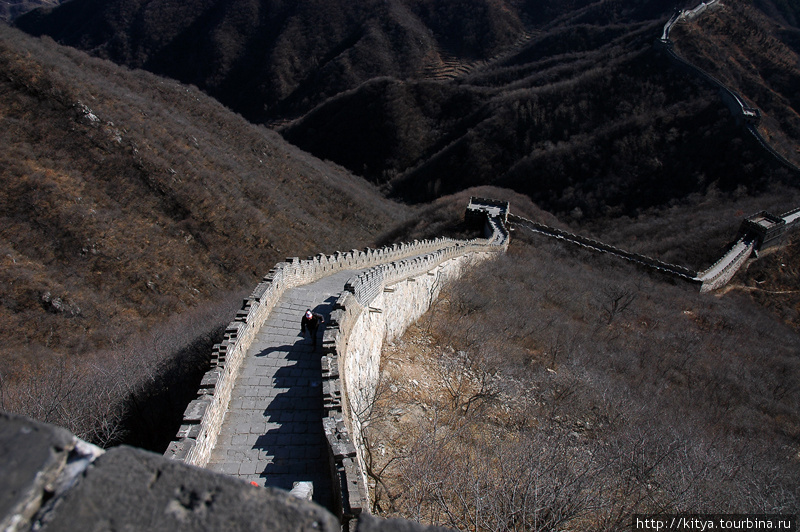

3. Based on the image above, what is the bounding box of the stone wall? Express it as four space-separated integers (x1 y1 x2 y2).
319 210 509 524
164 235 484 467
164 199 509 526
508 213 700 282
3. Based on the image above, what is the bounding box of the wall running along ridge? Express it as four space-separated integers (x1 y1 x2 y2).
164 198 509 524
322 203 508 521
509 207 800 293
659 1 800 174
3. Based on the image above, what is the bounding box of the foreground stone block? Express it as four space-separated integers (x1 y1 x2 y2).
2 413 454 532
34 446 341 532
0 412 76 532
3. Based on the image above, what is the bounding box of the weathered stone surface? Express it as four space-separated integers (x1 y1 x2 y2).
182 397 211 423
164 438 196 462
35 446 341 532
0 412 75 532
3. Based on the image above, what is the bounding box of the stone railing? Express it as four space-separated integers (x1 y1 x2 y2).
508 214 699 282
318 203 509 524
511 205 800 293
164 235 479 467
163 198 509 526
696 237 756 292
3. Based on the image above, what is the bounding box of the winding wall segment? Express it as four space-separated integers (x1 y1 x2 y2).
509 210 797 293
319 205 509 523
658 1 800 175
164 236 476 468
508 213 699 281
165 198 510 525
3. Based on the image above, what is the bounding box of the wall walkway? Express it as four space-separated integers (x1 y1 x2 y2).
163 198 510 526
206 269 362 508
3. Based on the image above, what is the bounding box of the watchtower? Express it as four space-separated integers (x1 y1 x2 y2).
465 197 509 230
738 211 786 250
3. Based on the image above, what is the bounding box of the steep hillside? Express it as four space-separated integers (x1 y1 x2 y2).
370 229 800 527
17 0 799 222
0 25 407 384
15 0 538 123
0 0 63 23
282 5 799 216
669 0 800 169
286 27 793 215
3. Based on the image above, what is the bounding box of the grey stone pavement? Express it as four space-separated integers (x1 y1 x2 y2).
207 269 361 511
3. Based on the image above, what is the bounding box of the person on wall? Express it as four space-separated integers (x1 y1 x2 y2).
301 309 325 350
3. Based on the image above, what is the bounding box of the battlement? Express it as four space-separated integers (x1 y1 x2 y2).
465 196 510 228
739 211 787 250
163 199 510 526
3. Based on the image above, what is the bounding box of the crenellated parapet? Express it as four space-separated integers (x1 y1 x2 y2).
510 206 799 293
164 198 509 526
509 213 699 281
317 199 508 523
164 234 484 466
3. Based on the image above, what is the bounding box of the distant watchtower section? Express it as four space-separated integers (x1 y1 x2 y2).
738 211 787 250
466 197 510 232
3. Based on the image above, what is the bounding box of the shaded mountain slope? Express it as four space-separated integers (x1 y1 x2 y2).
670 0 800 169
0 25 408 377
286 17 797 216
15 0 539 123
14 0 698 126
15 0 800 222
0 0 64 23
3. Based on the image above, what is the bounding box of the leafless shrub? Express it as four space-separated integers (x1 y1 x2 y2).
370 234 800 528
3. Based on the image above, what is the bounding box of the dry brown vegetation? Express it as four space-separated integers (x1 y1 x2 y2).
0 25 410 447
367 224 800 529
733 233 800 332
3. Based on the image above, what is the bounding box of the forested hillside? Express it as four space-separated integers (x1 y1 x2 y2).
17 0 799 222
670 0 800 169
0 25 408 446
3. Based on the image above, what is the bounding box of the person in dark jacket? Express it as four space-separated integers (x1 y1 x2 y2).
301 309 325 349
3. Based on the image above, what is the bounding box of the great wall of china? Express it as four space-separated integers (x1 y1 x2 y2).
3 185 798 531
157 186 797 528
4 2 800 530
658 0 800 175
160 198 509 525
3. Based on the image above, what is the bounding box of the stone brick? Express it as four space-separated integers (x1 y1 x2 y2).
0 412 77 532
34 446 342 532
182 397 212 424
